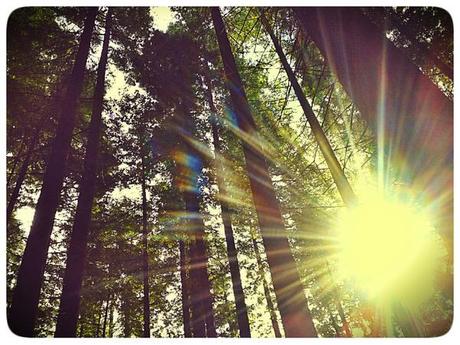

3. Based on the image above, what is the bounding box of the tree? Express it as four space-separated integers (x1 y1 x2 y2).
202 62 252 337
211 7 317 337
259 9 355 206
8 8 99 336
54 8 112 337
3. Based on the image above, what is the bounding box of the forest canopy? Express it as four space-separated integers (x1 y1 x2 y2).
6 6 453 338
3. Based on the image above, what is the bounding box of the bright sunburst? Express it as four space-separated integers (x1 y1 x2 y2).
333 187 444 304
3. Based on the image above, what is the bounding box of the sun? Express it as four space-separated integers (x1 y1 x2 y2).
333 189 441 301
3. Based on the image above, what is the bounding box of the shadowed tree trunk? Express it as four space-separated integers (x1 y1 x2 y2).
102 295 110 338
179 239 192 337
202 64 251 338
259 10 356 206
7 133 26 187
54 8 111 337
175 89 217 337
211 7 317 337
8 8 98 337
140 148 151 337
252 237 282 338
108 302 114 337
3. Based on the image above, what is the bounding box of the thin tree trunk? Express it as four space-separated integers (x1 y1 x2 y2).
7 132 38 223
95 300 103 337
8 8 98 337
259 10 355 206
7 133 26 187
108 302 114 337
211 7 316 337
179 239 192 337
102 296 110 338
202 64 251 338
252 237 282 338
6 116 48 223
54 8 111 337
140 152 151 338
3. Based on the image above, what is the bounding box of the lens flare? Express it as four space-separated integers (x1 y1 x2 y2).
333 188 444 303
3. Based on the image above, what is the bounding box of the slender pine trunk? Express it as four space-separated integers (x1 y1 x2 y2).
179 239 192 337
108 302 114 337
7 133 26 187
54 8 111 337
202 66 251 337
211 7 316 337
8 8 98 337
140 152 151 338
252 237 282 338
102 296 110 338
259 10 355 206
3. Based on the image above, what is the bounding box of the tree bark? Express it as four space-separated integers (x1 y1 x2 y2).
211 7 317 337
252 237 282 338
259 10 356 206
102 296 110 338
8 8 98 337
202 64 251 338
140 151 151 338
54 8 111 337
174 89 216 337
179 239 192 337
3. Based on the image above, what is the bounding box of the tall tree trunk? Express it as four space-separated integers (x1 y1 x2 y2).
259 10 355 206
140 152 151 338
102 296 110 338
54 8 111 337
173 61 217 337
202 64 251 338
252 237 282 338
179 239 192 337
8 8 98 337
211 7 316 337
108 302 114 337
182 190 217 337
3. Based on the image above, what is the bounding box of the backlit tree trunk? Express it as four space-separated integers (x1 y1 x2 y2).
211 7 317 337
140 150 151 337
202 64 251 337
54 8 111 337
252 237 282 338
179 239 192 337
8 8 98 337
259 10 355 206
